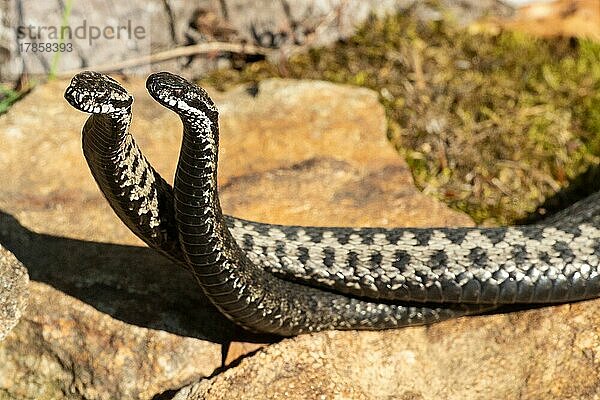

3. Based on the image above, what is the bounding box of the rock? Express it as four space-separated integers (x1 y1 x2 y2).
0 211 230 400
0 245 28 341
0 77 473 398
216 79 474 228
481 0 600 41
0 280 222 400
220 157 472 228
174 301 600 400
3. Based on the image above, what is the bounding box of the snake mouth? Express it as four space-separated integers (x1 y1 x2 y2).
64 71 133 114
146 71 217 116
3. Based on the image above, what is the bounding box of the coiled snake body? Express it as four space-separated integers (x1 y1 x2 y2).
65 71 600 336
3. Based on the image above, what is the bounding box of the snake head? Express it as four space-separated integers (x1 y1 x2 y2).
64 71 133 114
146 72 218 119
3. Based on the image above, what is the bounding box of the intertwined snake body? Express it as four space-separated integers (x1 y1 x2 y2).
64 71 600 336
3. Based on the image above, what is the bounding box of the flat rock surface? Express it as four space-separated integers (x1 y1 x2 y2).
0 245 28 342
0 77 474 399
217 79 473 228
175 302 600 400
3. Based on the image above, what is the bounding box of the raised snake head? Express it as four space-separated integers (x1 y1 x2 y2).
64 71 133 114
146 71 218 120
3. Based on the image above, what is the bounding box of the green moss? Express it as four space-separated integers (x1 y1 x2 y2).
202 10 600 225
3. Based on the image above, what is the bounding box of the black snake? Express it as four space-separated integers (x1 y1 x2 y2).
64 71 600 336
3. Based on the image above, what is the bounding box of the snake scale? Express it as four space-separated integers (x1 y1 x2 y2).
64 71 600 336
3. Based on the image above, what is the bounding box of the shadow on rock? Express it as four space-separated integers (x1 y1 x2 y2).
0 210 277 345
517 163 600 225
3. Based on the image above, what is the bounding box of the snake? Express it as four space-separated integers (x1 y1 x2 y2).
64 71 600 335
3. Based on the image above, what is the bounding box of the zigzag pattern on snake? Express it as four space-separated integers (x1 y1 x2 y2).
64 71 600 335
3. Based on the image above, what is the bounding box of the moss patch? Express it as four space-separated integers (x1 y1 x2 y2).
202 10 600 225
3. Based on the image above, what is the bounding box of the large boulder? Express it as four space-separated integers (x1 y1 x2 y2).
0 76 475 398
175 302 600 400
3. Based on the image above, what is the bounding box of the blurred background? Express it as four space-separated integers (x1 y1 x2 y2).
1 0 599 225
